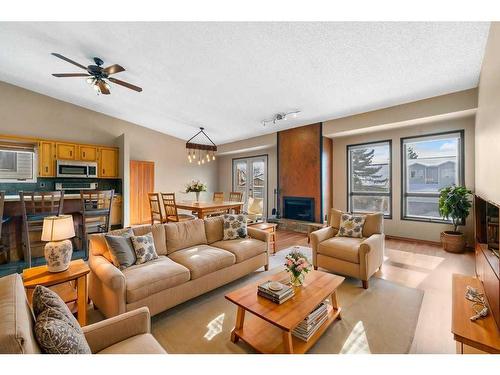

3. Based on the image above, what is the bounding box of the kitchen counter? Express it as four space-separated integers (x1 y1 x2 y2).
4 193 121 202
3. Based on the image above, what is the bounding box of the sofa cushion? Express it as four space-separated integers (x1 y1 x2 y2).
223 214 248 240
362 212 384 237
318 237 363 264
212 238 266 263
105 229 136 269
122 256 190 303
165 219 208 254
168 245 235 279
204 216 224 244
131 232 159 265
132 224 168 256
0 274 40 354
91 227 132 262
97 333 167 354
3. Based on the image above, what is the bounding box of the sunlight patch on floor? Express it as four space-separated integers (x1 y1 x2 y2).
384 248 445 271
204 313 225 341
340 321 371 354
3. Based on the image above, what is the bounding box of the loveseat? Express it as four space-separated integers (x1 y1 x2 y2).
0 273 166 354
310 209 384 289
89 217 269 318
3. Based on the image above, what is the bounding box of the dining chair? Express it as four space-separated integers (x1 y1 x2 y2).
161 193 196 223
208 192 227 217
0 191 10 264
78 190 114 255
213 192 224 202
148 192 165 224
20 191 65 268
228 191 244 214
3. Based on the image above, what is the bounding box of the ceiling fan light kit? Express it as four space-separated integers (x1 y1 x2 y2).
51 53 142 95
186 127 217 166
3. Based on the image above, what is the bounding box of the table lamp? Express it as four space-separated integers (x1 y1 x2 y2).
41 215 75 272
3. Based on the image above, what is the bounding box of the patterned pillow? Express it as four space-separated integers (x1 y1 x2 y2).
223 214 248 240
32 285 91 354
131 232 159 265
336 213 366 238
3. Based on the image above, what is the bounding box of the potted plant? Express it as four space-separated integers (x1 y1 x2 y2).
185 180 207 202
438 185 472 253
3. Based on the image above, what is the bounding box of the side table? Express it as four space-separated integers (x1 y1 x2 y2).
248 222 277 255
22 259 90 326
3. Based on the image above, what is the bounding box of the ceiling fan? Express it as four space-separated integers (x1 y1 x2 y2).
262 110 301 126
51 53 142 95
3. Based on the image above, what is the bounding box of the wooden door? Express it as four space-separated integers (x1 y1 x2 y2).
99 148 118 177
56 143 77 160
130 160 155 225
79 145 98 161
38 141 55 177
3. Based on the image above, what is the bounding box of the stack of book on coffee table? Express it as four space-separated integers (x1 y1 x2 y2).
292 301 329 341
257 280 294 304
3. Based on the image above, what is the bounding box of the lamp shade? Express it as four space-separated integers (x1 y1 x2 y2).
41 215 75 242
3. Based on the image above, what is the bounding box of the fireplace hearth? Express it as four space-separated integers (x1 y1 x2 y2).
283 196 315 222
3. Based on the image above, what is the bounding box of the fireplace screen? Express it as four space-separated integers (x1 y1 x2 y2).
283 197 314 222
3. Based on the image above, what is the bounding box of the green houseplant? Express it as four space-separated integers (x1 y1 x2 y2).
438 185 472 253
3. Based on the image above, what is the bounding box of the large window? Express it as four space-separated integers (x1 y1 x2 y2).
347 140 392 217
401 131 464 222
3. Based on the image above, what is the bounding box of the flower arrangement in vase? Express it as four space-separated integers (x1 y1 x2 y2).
284 247 312 287
185 180 207 202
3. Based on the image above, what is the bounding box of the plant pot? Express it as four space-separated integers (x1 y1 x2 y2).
440 231 466 253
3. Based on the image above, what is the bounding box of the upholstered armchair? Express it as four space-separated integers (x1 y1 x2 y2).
310 209 384 289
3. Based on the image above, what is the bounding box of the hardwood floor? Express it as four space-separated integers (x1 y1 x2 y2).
275 229 476 354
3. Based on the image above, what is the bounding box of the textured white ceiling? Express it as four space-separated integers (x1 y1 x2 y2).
0 22 490 144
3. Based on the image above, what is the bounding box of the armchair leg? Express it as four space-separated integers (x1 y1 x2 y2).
314 266 318 270
264 264 269 271
362 280 369 289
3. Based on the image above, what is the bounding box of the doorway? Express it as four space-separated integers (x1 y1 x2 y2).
232 155 268 221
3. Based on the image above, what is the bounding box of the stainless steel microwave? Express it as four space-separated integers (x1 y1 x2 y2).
56 160 98 178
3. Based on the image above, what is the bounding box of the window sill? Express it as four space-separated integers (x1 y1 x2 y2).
401 216 452 225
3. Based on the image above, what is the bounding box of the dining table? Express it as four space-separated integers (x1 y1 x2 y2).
175 200 244 219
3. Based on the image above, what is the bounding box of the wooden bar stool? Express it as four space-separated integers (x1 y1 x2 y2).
20 191 64 268
161 193 196 223
78 190 114 255
0 191 11 264
148 192 165 224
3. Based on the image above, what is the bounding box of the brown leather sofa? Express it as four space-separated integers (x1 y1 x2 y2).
310 209 384 289
89 217 269 318
0 273 166 354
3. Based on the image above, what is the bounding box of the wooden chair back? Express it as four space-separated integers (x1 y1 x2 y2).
80 190 114 232
148 192 164 224
213 192 224 202
229 191 243 202
20 191 64 218
161 193 179 222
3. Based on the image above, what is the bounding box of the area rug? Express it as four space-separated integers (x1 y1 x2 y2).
151 246 424 354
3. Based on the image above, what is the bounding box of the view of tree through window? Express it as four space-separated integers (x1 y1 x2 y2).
348 141 391 217
402 131 463 221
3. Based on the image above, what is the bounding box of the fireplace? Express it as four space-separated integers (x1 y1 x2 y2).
283 196 315 222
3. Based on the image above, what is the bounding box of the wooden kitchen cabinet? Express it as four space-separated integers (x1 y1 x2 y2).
99 147 119 178
56 143 77 160
79 145 98 161
38 141 55 177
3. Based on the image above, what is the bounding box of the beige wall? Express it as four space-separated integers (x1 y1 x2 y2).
0 81 217 225
217 133 277 216
476 22 500 205
331 116 476 243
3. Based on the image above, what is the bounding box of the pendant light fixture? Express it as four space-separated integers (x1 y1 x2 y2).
186 127 217 165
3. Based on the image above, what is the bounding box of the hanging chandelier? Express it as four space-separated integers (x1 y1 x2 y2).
186 127 217 165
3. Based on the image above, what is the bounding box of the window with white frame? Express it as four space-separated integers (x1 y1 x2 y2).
401 131 464 222
0 144 36 182
347 140 392 217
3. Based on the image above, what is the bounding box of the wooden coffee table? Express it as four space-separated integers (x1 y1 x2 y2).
225 270 344 354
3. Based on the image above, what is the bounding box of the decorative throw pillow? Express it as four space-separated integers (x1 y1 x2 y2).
105 229 136 269
130 232 159 265
32 285 91 354
223 214 248 240
336 213 366 238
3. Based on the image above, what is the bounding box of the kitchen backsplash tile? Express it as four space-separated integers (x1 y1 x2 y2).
0 177 122 195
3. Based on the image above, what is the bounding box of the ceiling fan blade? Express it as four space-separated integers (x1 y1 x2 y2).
108 77 143 92
51 53 87 70
103 64 125 75
97 80 110 95
52 73 90 77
